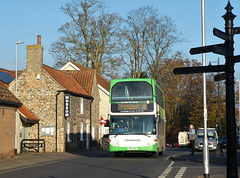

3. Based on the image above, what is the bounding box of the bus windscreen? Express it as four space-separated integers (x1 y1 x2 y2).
109 115 156 135
111 81 153 101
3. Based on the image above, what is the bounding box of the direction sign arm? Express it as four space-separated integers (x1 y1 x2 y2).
189 43 225 55
233 55 240 63
234 27 240 34
213 28 226 40
173 65 225 75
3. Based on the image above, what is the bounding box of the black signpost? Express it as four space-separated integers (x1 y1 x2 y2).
174 2 239 178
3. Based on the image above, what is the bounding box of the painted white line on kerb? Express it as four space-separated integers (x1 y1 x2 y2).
175 167 187 178
158 161 174 178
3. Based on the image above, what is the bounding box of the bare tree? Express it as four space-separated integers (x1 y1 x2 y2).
120 6 183 78
49 0 122 77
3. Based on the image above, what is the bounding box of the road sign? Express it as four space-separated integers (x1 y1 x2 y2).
173 65 225 75
100 117 106 125
214 73 226 82
190 43 225 55
233 55 240 63
213 28 226 40
234 27 240 34
212 46 226 55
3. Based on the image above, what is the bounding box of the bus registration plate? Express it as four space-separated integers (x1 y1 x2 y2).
127 147 138 150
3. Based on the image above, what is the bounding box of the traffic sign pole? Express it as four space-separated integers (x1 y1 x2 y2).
222 3 238 177
173 2 239 177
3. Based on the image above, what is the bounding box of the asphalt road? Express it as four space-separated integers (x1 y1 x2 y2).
0 148 238 178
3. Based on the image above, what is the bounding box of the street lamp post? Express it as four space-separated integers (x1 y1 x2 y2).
201 0 210 177
15 41 24 153
15 41 24 97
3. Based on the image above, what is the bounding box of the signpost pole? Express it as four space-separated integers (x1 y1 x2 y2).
222 3 238 177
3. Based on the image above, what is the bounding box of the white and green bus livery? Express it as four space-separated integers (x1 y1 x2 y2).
108 78 166 157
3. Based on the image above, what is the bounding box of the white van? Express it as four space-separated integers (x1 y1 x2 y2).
178 131 189 147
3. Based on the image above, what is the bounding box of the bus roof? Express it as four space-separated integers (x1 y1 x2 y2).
110 78 164 94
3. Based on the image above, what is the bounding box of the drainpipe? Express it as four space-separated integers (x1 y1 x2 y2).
90 98 94 150
38 120 39 152
56 92 60 152
90 99 92 150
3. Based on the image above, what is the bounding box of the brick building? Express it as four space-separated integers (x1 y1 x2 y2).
0 69 38 154
0 82 21 158
9 36 100 152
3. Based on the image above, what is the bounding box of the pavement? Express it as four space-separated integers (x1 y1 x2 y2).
0 150 106 174
171 149 228 164
170 148 240 178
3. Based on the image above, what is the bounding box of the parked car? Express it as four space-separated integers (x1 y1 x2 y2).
195 128 218 151
174 142 179 148
219 136 226 148
166 143 173 148
101 134 109 150
219 135 240 149
178 131 189 148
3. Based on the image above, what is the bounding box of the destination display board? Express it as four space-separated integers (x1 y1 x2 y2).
111 101 153 113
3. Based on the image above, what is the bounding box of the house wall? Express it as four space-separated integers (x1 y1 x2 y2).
62 65 76 70
65 96 90 151
99 88 109 135
65 75 100 151
99 89 109 122
0 106 16 158
9 70 64 152
90 76 100 147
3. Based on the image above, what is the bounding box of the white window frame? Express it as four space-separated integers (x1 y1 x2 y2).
80 122 84 141
80 97 84 114
92 126 95 140
67 122 71 142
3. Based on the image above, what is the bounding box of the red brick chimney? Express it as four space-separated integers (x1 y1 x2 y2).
37 35 41 45
26 35 43 72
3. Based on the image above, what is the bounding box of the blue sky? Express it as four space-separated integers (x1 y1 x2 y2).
1 0 240 79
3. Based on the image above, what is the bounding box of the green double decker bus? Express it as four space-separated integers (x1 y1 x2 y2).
108 78 166 157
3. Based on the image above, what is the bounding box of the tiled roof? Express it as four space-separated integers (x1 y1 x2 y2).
0 82 21 107
18 104 38 122
67 61 110 92
43 65 92 98
63 71 95 95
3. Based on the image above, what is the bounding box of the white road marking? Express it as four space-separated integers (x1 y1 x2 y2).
164 155 172 161
158 161 174 178
175 167 187 178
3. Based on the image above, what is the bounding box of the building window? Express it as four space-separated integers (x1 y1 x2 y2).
80 97 83 114
80 122 84 141
67 122 71 142
92 126 95 140
41 126 54 136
